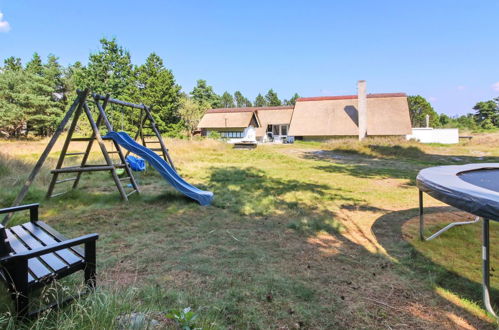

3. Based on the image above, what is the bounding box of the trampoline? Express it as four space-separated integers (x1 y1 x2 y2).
417 163 499 317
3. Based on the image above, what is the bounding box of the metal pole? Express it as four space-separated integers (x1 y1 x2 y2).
419 190 424 241
419 189 480 241
482 218 497 317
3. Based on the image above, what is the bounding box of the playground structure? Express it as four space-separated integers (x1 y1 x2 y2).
5 89 213 224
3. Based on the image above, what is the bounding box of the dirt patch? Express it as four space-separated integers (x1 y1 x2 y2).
102 260 144 288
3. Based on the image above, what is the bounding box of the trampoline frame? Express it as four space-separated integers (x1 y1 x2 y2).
419 189 497 317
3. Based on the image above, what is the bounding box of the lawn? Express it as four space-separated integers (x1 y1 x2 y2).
0 135 498 329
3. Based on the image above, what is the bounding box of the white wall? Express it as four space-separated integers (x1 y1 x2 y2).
406 128 459 144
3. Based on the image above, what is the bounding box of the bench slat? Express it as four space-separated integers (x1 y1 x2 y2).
35 222 84 257
22 222 82 265
5 230 51 280
10 225 67 273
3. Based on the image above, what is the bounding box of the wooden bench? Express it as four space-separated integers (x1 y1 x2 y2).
0 203 98 319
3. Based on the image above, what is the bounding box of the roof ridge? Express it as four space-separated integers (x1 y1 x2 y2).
207 105 294 113
296 93 407 102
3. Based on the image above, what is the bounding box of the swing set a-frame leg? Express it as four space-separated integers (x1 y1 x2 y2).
82 103 129 201
3 89 89 225
73 94 111 190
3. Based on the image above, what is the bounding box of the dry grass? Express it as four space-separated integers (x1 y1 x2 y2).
0 134 499 328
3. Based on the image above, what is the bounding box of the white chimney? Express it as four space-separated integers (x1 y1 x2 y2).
425 114 430 128
357 80 367 140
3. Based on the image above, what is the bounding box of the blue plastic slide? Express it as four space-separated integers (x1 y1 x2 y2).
105 131 213 206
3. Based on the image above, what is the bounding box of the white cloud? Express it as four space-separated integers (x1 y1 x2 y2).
0 11 11 33
456 85 466 91
492 82 499 92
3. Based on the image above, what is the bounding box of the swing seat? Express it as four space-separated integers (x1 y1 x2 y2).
126 155 146 171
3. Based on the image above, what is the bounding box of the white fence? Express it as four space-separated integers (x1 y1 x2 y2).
406 128 459 144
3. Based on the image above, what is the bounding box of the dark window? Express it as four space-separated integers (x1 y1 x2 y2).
221 131 243 138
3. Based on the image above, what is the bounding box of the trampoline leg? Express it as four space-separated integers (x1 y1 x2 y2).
419 190 424 241
482 218 497 317
419 190 480 241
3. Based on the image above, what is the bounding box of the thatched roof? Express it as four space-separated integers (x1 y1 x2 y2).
255 108 294 137
206 106 292 113
197 111 257 129
198 106 293 131
288 93 411 136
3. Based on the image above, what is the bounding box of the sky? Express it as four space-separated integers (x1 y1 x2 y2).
0 0 498 116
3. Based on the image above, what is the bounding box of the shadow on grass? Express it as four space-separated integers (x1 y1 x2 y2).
301 145 499 187
319 143 499 165
372 206 499 317
207 166 365 234
302 150 419 186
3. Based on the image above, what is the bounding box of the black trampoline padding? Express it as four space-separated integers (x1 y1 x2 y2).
417 163 499 221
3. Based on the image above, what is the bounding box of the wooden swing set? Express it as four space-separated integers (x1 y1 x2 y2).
5 89 175 224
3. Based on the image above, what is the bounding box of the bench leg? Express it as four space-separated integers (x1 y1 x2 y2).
84 240 96 289
6 259 29 319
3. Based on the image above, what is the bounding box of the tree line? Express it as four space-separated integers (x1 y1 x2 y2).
2 37 497 138
408 95 499 130
0 38 300 138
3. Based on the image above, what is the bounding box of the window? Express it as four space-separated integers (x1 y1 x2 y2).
221 131 243 138
269 125 289 136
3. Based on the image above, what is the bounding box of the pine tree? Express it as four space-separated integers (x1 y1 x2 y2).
75 38 134 99
265 89 281 106
3 57 22 71
0 70 60 136
190 79 220 108
407 95 439 127
131 53 182 134
234 91 252 107
473 100 499 128
254 93 267 107
25 53 44 75
288 93 300 105
220 91 235 108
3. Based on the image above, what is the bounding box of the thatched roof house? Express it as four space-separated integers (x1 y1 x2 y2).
197 81 412 141
198 106 293 139
288 93 411 138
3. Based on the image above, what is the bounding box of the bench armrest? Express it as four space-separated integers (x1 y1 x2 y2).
1 233 99 261
0 203 39 222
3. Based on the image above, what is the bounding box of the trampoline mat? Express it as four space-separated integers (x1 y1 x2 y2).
458 168 499 193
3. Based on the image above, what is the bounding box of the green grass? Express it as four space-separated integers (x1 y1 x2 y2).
0 136 498 328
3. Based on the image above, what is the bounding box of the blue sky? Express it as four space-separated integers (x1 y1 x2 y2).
0 0 498 116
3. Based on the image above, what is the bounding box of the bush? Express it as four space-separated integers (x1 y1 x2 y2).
207 131 221 140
